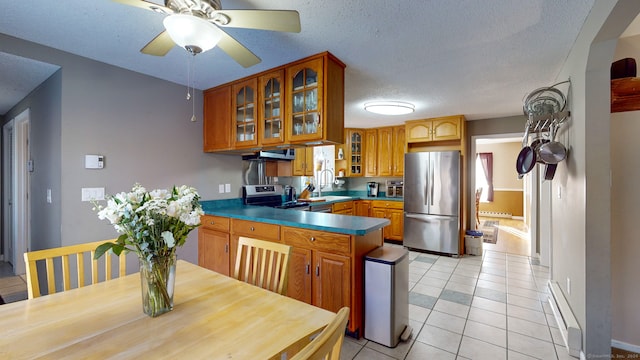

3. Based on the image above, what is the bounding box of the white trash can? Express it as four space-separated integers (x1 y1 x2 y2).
465 233 483 256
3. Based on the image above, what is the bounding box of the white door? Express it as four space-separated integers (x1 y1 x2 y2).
3 109 31 275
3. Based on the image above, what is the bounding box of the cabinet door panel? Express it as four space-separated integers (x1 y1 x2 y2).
203 87 232 151
364 129 377 177
377 127 393 177
388 209 404 241
198 228 230 276
232 78 258 147
432 118 461 141
313 252 350 313
287 247 312 304
259 70 285 145
392 126 405 176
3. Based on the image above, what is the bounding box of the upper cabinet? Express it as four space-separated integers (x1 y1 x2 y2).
286 53 345 145
345 129 364 177
203 86 232 152
258 70 285 146
203 52 345 153
406 115 463 143
232 78 258 148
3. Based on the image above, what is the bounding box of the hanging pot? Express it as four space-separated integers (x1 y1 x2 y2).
538 122 567 164
516 121 536 177
544 163 557 180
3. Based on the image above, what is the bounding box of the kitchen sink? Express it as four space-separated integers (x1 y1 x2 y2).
313 195 352 202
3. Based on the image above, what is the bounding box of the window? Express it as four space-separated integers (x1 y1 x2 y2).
475 153 494 202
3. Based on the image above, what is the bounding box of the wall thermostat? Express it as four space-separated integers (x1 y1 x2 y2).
85 155 104 169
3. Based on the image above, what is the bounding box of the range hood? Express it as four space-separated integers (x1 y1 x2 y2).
241 149 296 161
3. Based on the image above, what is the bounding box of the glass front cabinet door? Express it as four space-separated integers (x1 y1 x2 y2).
346 129 364 177
259 70 284 145
233 78 258 148
286 58 323 142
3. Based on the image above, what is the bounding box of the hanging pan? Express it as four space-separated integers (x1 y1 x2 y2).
538 121 567 164
516 121 536 177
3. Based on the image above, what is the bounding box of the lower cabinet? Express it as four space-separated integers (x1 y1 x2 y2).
354 200 371 217
371 201 404 242
332 200 354 215
198 215 231 276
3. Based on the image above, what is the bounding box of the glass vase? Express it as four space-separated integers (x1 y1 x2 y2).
139 253 176 317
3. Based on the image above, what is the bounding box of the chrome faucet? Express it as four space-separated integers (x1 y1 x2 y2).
318 167 334 197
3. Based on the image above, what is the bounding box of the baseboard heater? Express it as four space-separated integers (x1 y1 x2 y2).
547 280 581 358
478 211 512 219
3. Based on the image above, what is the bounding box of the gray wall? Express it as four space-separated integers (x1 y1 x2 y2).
4 69 62 253
554 0 640 355
1 34 243 267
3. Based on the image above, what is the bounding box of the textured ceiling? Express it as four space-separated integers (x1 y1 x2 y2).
1 0 596 127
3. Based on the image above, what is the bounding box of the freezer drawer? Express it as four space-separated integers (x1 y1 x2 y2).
403 213 459 255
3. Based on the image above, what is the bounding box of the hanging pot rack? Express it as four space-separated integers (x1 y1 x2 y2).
522 79 571 135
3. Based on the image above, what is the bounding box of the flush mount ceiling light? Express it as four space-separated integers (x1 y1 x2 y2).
163 14 223 55
364 101 415 115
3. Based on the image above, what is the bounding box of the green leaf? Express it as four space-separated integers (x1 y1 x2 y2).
94 242 115 260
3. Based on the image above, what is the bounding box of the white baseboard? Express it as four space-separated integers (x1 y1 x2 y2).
612 339 640 354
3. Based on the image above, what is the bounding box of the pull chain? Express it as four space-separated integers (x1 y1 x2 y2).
186 53 197 122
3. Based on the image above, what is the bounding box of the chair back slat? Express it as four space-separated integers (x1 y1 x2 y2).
23 239 127 299
290 307 350 360
233 237 292 295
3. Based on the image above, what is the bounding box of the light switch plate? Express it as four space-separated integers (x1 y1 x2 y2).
218 184 225 193
81 187 105 201
225 183 231 193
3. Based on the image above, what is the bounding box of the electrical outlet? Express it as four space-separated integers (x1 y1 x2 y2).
225 183 231 193
567 277 571 295
218 184 225 193
47 189 52 204
558 185 562 199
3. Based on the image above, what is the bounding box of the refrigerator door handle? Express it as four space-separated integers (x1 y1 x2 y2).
429 159 435 206
405 213 455 221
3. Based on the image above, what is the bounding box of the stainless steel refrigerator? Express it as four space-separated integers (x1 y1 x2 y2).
404 151 460 255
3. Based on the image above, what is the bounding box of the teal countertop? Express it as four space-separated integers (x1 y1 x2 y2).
201 196 395 236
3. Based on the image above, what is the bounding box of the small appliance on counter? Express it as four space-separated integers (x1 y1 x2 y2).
284 185 296 202
367 182 379 197
386 180 403 198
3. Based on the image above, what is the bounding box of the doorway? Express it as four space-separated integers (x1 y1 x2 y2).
471 134 538 259
2 108 31 276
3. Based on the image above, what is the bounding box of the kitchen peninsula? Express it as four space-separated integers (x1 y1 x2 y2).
198 199 390 338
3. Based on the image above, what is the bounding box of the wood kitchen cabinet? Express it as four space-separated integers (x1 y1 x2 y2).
377 127 394 177
292 147 315 176
282 225 379 337
355 200 371 217
371 201 404 242
392 125 405 176
203 52 345 153
332 200 354 215
198 215 231 275
406 115 463 143
258 70 285 146
230 219 281 273
203 86 232 152
345 128 364 177
364 129 378 177
232 78 258 148
286 53 345 145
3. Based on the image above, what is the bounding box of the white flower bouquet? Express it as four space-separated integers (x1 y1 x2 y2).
92 183 204 317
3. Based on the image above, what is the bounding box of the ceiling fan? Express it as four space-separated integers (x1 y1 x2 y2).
114 0 301 68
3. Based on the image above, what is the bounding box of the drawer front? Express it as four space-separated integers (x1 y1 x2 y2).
282 227 350 254
372 200 404 210
332 201 353 213
200 215 230 232
232 219 280 241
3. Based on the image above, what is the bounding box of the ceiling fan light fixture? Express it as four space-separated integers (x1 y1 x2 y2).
163 14 223 54
364 101 415 115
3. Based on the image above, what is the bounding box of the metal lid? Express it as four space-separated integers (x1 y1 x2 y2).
365 247 408 265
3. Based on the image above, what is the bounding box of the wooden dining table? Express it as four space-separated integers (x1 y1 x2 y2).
0 260 335 359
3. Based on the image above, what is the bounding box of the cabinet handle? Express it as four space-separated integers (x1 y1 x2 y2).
224 244 229 253
310 236 315 242
305 264 310 275
209 221 215 225
250 226 255 231
315 265 320 277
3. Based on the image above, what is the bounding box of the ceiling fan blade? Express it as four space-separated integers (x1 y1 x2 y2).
212 10 301 33
141 31 175 56
217 31 261 68
112 0 173 14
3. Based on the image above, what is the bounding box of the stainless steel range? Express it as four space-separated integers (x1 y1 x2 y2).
242 185 310 210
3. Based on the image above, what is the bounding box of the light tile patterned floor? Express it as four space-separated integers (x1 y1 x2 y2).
342 246 575 360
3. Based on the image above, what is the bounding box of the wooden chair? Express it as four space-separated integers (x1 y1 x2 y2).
23 239 127 299
290 307 350 360
233 236 292 295
475 187 483 227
